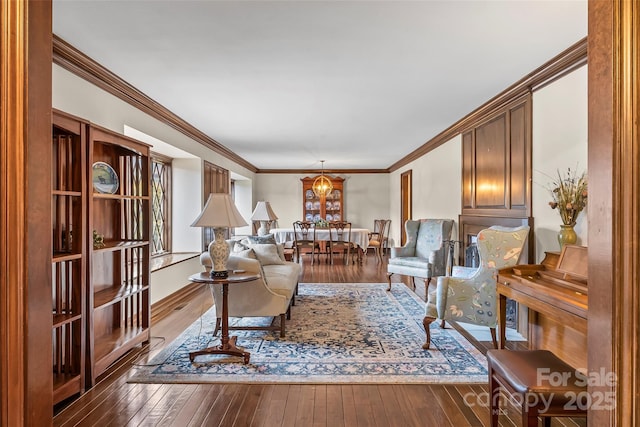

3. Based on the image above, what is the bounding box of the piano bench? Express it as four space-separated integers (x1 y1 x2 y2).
486 349 588 427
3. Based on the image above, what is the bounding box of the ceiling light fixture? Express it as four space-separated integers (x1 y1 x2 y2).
312 160 333 198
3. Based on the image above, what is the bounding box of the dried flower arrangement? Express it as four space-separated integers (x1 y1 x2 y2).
547 168 588 226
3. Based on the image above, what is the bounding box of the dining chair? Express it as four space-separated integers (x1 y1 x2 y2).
328 221 357 265
292 221 321 264
368 219 391 263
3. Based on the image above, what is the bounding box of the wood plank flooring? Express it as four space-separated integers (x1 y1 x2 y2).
53 252 587 426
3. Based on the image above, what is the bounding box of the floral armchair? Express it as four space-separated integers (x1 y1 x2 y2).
422 225 530 350
386 219 454 298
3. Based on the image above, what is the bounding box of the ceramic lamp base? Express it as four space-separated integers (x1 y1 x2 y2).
257 221 270 236
209 227 231 278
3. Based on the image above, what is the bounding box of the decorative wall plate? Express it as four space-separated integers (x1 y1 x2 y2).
92 162 119 194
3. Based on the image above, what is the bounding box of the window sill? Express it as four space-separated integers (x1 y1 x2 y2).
150 252 200 273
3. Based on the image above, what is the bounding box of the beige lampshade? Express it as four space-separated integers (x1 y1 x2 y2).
251 201 278 221
191 193 248 228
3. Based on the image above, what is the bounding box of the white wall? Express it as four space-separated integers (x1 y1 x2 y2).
532 65 588 262
254 173 389 230
389 136 462 247
150 258 202 304
233 177 254 236
172 158 203 252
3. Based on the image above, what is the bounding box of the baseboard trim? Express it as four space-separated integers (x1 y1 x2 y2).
151 281 206 324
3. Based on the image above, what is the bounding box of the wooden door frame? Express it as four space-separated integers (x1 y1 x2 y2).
400 170 412 246
1 0 53 424
588 1 639 425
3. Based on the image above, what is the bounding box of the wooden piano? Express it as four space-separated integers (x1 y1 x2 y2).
497 245 588 369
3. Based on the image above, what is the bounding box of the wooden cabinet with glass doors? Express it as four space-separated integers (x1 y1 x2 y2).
88 125 151 386
301 175 344 222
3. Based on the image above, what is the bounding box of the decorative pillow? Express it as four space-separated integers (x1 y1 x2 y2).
234 248 257 259
247 234 277 245
246 234 287 261
276 243 286 261
233 240 250 252
249 243 285 265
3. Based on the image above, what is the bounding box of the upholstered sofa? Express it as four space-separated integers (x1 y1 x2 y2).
200 237 301 337
386 219 454 297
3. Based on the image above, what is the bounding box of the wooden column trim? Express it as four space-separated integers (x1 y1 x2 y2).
1 0 53 425
1 1 27 423
588 0 639 425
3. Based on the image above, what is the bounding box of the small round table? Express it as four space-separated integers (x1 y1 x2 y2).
187 271 259 364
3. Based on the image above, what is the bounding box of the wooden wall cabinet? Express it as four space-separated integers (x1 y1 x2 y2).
88 125 151 385
301 176 344 222
52 111 87 404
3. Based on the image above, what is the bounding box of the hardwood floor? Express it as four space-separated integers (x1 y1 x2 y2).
53 252 587 426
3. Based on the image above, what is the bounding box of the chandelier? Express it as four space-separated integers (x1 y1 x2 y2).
312 160 333 197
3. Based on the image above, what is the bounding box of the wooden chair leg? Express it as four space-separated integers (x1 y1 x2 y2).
424 277 432 300
387 273 393 291
280 313 286 338
490 327 498 349
422 316 436 349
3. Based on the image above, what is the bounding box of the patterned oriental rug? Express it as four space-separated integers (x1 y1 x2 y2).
129 283 488 384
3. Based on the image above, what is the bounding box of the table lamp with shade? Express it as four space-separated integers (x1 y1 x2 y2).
191 193 248 278
251 201 278 236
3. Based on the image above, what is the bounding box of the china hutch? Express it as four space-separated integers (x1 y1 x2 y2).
301 175 344 222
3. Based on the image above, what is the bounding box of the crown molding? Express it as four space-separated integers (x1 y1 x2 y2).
256 168 389 174
52 35 258 173
388 37 587 172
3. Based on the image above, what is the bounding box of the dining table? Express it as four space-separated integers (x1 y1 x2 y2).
270 227 371 263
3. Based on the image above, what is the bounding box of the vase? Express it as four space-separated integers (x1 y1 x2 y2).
557 224 577 249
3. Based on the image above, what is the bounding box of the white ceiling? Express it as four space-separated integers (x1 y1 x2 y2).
53 0 587 170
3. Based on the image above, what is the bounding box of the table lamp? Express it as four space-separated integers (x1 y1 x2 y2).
251 201 278 236
191 193 248 278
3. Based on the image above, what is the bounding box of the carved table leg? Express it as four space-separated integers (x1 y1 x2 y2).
189 281 251 364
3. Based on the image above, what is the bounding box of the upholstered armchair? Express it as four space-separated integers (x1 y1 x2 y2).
422 225 530 350
387 219 454 298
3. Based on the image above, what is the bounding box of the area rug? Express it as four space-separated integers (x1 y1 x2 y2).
129 283 488 384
